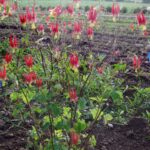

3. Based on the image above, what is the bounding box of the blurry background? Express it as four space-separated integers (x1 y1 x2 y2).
10 0 149 14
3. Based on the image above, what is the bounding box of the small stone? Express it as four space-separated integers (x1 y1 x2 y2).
108 123 113 128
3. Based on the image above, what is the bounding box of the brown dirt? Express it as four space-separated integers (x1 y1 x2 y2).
89 118 150 150
0 24 150 150
0 97 27 150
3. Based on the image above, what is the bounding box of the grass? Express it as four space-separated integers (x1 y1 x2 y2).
17 0 148 10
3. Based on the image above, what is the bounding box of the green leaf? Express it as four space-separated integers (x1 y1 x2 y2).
42 116 51 130
30 126 38 141
48 103 62 117
74 119 86 133
20 89 36 104
54 83 63 92
78 98 87 110
111 90 123 105
33 106 42 114
90 97 103 103
55 119 70 131
10 92 20 102
89 135 96 147
43 115 50 124
113 63 126 71
103 114 113 124
34 89 53 102
63 107 71 119
90 107 103 120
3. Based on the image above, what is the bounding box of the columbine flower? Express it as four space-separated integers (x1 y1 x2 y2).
30 71 37 81
9 35 18 49
69 88 78 103
87 27 94 40
132 55 141 71
50 22 60 39
49 5 62 18
26 6 37 29
73 22 82 39
0 67 6 80
23 72 36 84
37 24 44 34
36 78 43 89
111 3 120 22
0 0 5 6
87 6 97 27
70 130 80 145
4 53 12 64
23 73 32 84
24 55 33 68
67 5 74 16
54 5 62 16
136 12 147 30
19 14 27 26
70 53 79 69
26 7 32 23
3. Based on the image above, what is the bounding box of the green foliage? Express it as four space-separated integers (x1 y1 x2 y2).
89 135 96 147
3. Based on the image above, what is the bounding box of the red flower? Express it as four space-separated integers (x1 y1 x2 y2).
24 55 33 68
36 79 43 89
67 5 74 15
38 24 44 33
23 73 33 84
133 55 141 71
19 14 27 25
9 35 18 49
73 22 81 34
30 72 36 80
87 6 97 23
70 131 80 145
70 53 79 69
31 7 36 23
26 7 32 22
87 27 93 39
0 0 5 5
4 53 12 64
0 67 6 80
136 12 147 26
111 3 120 16
23 72 36 84
50 22 59 34
97 67 103 75
54 5 62 16
69 88 78 103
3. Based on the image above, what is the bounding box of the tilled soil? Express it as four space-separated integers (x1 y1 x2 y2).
0 24 150 150
89 118 150 150
0 97 27 150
